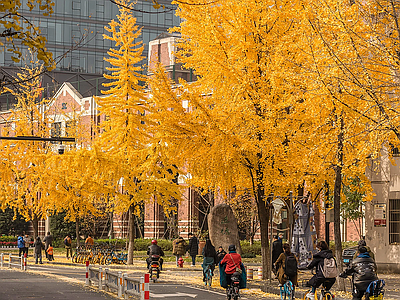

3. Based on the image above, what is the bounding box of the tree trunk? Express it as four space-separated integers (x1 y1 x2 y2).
32 215 39 239
127 204 135 265
75 218 80 247
334 115 345 291
109 211 114 239
254 175 270 280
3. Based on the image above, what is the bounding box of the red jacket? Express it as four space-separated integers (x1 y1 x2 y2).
220 252 242 274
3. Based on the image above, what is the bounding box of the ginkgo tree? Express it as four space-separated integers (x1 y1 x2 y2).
95 0 182 264
0 64 55 238
148 0 316 279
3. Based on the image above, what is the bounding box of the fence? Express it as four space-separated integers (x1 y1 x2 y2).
87 263 149 300
0 253 26 271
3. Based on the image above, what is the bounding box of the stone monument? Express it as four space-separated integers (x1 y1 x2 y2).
208 204 242 255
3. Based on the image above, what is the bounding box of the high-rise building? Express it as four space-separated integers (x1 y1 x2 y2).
0 0 180 111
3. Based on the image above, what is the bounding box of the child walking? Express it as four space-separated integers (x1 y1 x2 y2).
47 244 54 261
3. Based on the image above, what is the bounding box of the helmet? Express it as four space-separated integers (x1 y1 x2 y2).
228 244 236 252
151 239 157 245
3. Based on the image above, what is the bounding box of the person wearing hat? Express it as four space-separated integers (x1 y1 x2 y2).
219 244 245 288
353 239 375 261
340 246 378 300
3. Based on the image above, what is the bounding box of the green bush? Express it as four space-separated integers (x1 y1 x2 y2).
240 240 261 256
134 238 151 251
91 238 173 251
0 236 17 242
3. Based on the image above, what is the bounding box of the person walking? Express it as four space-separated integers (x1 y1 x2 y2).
23 233 30 257
43 232 53 260
187 233 199 266
85 234 94 249
17 234 25 257
173 236 187 266
47 244 54 261
34 236 44 264
340 246 378 300
202 239 218 282
272 235 284 274
64 234 72 259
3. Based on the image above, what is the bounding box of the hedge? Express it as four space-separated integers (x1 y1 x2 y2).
0 236 17 242
92 238 173 251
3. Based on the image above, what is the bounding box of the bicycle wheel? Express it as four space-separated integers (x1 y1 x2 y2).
208 269 213 286
286 281 294 300
105 254 113 265
280 286 286 300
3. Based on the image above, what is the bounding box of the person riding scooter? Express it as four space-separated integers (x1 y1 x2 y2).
340 246 378 300
146 240 164 270
219 244 246 290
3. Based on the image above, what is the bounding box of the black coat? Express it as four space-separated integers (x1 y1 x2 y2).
216 250 227 263
147 244 164 257
272 240 283 264
34 240 44 254
187 236 199 256
307 249 335 280
343 254 378 292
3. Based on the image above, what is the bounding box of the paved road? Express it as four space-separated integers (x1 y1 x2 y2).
0 268 115 300
0 264 256 300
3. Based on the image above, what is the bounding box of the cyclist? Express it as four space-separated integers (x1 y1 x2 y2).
352 239 375 261
219 244 246 289
305 240 336 300
146 239 164 270
202 238 218 282
276 243 298 291
340 246 378 300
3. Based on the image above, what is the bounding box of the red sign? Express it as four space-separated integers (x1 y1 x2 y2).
374 219 386 227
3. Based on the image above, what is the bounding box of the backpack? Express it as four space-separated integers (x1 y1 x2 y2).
322 257 338 278
284 254 298 277
64 238 70 246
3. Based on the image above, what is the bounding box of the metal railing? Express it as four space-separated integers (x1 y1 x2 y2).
0 253 26 271
87 264 149 299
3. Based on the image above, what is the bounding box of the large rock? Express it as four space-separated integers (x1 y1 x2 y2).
208 204 242 255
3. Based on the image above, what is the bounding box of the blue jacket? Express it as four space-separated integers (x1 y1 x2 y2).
17 236 24 248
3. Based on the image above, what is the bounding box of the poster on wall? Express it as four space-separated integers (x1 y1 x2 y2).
374 204 386 227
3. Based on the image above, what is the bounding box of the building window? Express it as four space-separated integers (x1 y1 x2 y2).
389 199 400 244
65 120 76 137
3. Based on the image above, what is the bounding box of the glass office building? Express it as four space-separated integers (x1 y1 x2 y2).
0 0 180 110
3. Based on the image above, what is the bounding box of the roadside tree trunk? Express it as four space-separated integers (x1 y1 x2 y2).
127 204 135 265
334 115 345 291
32 214 39 239
75 218 80 247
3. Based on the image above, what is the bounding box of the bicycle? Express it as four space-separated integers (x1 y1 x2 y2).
226 271 241 300
280 279 294 300
301 280 334 300
340 274 385 300
204 265 213 286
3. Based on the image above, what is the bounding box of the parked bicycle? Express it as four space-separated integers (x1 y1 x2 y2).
280 279 294 300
